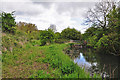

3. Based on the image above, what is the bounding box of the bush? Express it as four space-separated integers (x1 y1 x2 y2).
87 35 98 48
2 33 27 53
2 12 16 34
39 29 55 46
55 39 69 44
61 62 75 74
30 40 41 46
61 27 81 40
96 33 120 55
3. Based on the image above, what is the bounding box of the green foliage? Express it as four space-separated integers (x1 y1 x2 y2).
30 70 51 78
2 34 22 52
87 35 98 48
60 61 75 74
61 27 81 40
16 30 26 37
2 30 30 53
107 6 120 34
2 12 16 34
30 40 41 46
16 21 38 33
2 31 98 78
83 2 120 55
30 31 41 40
55 39 69 44
39 29 55 46
2 10 102 78
96 33 120 55
35 44 93 78
82 26 105 41
83 26 97 39
96 35 109 49
55 32 61 39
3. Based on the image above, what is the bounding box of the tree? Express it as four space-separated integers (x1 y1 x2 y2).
83 1 120 56
96 33 120 56
107 4 120 34
48 24 57 32
86 0 115 31
16 22 38 33
2 12 16 34
61 27 81 40
55 32 61 39
40 29 55 46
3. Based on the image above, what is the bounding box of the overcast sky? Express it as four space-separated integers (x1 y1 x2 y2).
1 0 118 33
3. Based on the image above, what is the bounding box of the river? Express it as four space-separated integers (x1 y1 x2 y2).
66 48 120 78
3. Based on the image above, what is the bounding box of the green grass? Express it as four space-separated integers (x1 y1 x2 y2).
2 33 101 78
2 43 101 78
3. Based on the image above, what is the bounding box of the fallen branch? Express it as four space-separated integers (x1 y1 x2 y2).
112 66 118 78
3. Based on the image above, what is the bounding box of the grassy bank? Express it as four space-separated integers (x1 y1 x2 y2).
2 42 100 78
2 32 100 78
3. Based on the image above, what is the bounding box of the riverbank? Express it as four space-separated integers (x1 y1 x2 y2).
2 42 100 78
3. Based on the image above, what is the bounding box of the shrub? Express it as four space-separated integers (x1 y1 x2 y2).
2 12 16 34
96 33 120 55
39 29 55 46
61 27 81 40
61 62 75 75
87 35 98 48
55 39 69 44
30 40 41 46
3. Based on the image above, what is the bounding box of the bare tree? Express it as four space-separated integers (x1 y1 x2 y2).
86 0 116 30
48 24 57 32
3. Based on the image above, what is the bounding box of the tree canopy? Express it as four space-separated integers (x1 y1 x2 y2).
83 1 120 56
61 27 81 40
16 21 38 33
2 12 16 34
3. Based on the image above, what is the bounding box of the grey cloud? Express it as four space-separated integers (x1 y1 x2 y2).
30 1 96 18
1 0 98 33
1 2 44 16
55 2 96 17
15 10 40 16
31 2 53 8
1 1 96 18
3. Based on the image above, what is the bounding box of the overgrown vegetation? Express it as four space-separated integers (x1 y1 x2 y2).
2 35 100 78
2 12 16 34
82 1 120 56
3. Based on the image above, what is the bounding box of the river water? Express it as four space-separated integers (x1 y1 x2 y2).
66 48 120 78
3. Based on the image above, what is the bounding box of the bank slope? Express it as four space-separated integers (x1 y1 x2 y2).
3 42 99 78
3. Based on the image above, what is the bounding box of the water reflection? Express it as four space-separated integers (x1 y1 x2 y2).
74 53 92 69
66 48 120 78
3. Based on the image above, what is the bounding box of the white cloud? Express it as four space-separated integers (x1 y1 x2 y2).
1 0 98 33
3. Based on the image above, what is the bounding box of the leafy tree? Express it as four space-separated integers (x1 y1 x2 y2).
40 29 55 46
83 1 120 56
30 30 41 40
55 32 61 39
2 12 16 34
96 33 120 55
82 25 98 40
61 27 81 40
107 5 120 34
16 21 38 33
